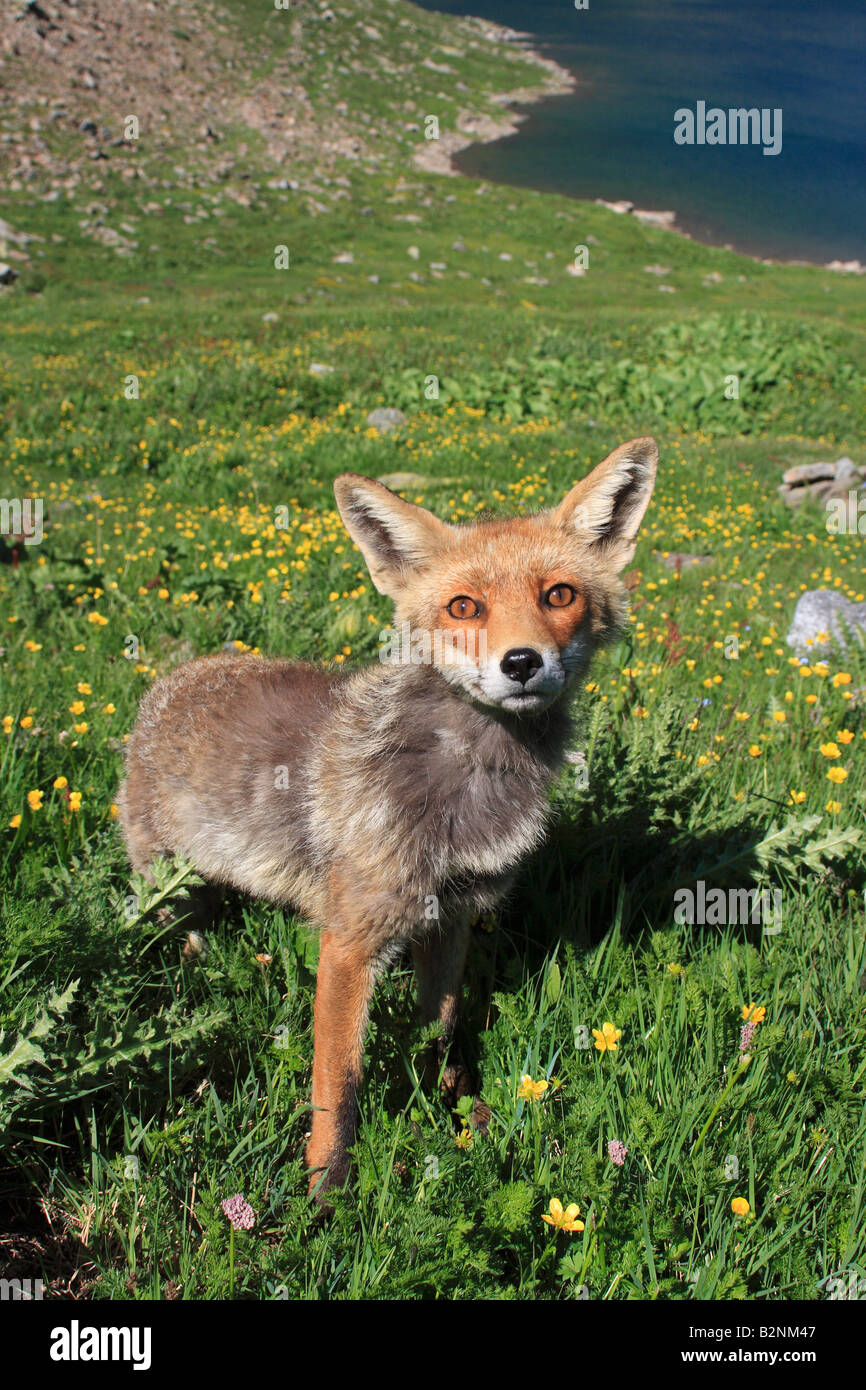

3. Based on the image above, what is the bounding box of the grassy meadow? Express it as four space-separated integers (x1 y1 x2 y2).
2 1 866 1304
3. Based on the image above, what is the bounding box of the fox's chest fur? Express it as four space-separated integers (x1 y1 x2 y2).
119 656 571 947
307 662 571 935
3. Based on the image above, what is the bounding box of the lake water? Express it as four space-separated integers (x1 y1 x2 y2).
415 0 866 264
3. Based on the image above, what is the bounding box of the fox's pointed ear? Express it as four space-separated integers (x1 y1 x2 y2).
553 437 657 570
334 474 454 596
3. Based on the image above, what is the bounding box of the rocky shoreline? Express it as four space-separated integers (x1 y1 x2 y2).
413 21 575 178
2 1 862 276
431 24 864 275
591 197 864 273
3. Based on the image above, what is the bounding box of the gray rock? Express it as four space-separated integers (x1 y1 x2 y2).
308 362 334 376
787 590 866 656
783 461 839 485
367 408 407 434
779 456 864 507
834 457 861 486
0 219 33 246
595 198 633 215
634 209 677 229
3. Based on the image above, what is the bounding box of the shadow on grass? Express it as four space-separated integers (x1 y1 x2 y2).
363 796 780 1128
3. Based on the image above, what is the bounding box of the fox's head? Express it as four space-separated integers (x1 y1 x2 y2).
334 436 657 715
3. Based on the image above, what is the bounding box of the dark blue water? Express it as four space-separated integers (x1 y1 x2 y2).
415 0 866 263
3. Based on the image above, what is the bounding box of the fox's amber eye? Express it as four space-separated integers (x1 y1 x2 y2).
545 585 576 608
447 596 481 619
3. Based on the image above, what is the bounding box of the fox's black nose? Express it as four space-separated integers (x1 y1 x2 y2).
500 648 544 685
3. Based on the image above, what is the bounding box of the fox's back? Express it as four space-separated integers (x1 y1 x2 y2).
118 655 337 910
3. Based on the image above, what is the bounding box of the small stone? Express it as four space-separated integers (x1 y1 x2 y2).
634 209 677 229
309 362 334 376
833 457 861 486
262 311 279 323
595 198 633 215
367 408 407 434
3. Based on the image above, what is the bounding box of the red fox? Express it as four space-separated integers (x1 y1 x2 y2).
118 436 657 1199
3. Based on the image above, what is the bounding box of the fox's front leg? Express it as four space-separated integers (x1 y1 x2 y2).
412 915 473 1104
306 930 378 1200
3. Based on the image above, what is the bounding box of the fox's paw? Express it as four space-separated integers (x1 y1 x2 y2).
467 1098 491 1135
441 1059 473 1106
306 1147 351 1213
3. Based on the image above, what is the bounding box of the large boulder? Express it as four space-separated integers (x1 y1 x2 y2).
778 456 864 507
787 590 866 656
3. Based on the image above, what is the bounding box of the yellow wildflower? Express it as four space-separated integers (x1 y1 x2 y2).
593 1022 621 1053
518 1074 549 1102
542 1199 584 1232
741 1003 766 1023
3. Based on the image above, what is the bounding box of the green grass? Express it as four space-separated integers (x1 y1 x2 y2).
1 0 866 1302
